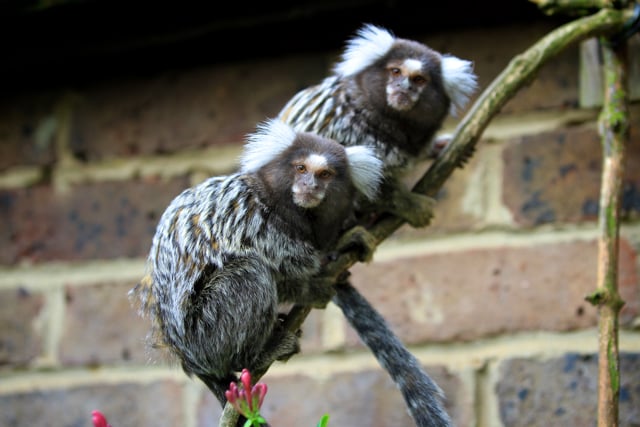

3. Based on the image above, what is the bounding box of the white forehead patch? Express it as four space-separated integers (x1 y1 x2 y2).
305 154 329 171
403 58 423 74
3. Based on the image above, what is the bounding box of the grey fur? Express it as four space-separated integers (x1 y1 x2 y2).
129 122 382 407
333 281 453 427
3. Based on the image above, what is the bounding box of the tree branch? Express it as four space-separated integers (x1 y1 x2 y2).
219 5 635 426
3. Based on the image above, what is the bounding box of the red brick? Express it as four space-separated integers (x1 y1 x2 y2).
0 380 184 427
0 94 57 171
0 288 44 367
0 175 190 264
503 107 640 226
346 238 638 346
496 352 640 427
60 281 151 366
197 365 468 427
503 125 602 226
70 56 329 161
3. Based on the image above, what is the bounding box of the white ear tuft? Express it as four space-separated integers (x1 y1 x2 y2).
240 119 297 172
441 55 478 116
345 146 384 201
333 24 395 77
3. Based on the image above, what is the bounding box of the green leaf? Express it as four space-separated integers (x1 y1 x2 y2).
316 414 330 427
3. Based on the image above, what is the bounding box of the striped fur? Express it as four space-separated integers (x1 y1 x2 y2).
129 123 383 408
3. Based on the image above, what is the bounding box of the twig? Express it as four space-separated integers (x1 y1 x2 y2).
584 37 628 427
219 6 634 427
530 0 630 16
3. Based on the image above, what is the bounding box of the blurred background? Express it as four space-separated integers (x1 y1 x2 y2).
0 1 639 426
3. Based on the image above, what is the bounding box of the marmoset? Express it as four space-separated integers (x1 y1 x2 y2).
129 119 383 407
278 23 478 227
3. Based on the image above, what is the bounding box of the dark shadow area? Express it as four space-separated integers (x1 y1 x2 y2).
0 0 562 92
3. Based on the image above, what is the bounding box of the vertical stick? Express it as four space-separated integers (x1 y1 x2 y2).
587 37 628 427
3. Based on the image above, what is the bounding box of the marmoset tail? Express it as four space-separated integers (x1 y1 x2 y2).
334 281 452 427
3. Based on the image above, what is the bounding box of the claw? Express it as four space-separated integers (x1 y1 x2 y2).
428 134 452 158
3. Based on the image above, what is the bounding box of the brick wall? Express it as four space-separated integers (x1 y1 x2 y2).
1 20 640 427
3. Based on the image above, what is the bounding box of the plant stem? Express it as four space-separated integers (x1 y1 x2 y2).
585 37 628 427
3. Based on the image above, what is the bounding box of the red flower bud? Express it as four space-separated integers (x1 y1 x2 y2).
252 383 268 409
91 410 112 427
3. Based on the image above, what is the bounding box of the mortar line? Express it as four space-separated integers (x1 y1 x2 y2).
0 366 187 394
0 259 146 290
33 286 65 368
473 360 490 427
375 225 604 262
479 359 503 427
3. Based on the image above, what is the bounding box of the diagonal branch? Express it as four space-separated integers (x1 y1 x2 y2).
530 0 631 16
219 5 634 426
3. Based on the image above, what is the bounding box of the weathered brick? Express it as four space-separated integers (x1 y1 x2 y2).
70 55 330 161
60 281 151 366
0 380 184 427
197 365 468 427
496 352 640 427
0 288 44 367
345 238 638 347
0 94 58 171
503 107 640 226
0 175 190 264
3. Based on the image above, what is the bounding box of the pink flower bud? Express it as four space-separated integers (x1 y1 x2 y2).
252 383 268 409
240 369 252 393
226 382 239 403
91 410 112 427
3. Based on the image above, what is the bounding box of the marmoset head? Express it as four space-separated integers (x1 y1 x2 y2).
240 120 383 209
334 23 477 117
288 138 343 208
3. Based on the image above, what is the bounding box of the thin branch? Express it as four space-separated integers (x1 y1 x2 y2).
530 0 630 16
584 37 629 427
219 5 635 426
